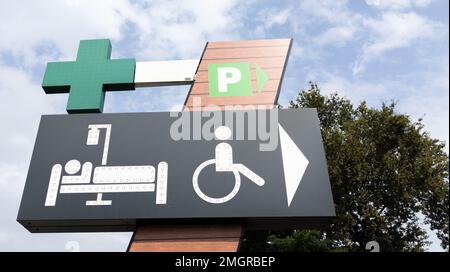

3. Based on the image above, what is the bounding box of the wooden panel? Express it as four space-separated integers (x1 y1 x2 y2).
185 92 278 107
194 68 283 83
129 239 240 252
128 224 242 252
203 46 289 60
190 80 281 95
184 105 274 112
186 38 292 110
198 57 286 71
207 39 291 49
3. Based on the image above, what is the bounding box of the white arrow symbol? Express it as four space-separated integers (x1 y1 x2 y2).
278 124 309 207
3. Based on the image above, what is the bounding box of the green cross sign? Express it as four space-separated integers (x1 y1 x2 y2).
42 39 135 113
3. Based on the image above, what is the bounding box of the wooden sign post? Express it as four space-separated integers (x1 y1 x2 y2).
128 38 292 252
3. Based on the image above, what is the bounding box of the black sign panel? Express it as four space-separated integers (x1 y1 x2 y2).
18 109 335 232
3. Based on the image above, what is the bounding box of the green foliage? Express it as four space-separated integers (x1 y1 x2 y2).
241 82 449 252
268 230 335 252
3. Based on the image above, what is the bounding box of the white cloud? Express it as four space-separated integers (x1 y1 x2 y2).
319 72 389 104
315 25 357 46
397 61 449 150
0 0 243 65
281 1 442 76
0 0 132 66
353 11 440 75
298 0 356 24
0 65 65 165
122 0 244 60
365 0 434 10
266 8 291 27
271 0 363 63
257 8 291 30
253 8 291 37
400 92 449 149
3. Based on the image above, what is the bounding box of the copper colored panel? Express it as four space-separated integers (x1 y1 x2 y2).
185 38 292 109
194 67 283 83
202 46 289 60
185 92 278 107
190 80 281 95
128 224 243 252
129 239 240 252
198 57 287 71
207 38 291 49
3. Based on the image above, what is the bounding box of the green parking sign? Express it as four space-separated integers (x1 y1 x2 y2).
208 62 252 97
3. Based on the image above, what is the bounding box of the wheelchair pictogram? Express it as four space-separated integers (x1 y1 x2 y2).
192 126 265 204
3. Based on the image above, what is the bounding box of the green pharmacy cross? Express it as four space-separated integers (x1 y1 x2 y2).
42 39 135 113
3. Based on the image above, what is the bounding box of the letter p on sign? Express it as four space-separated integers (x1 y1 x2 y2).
208 62 252 97
217 67 241 93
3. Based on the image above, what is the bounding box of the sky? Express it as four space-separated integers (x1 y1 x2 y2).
0 0 448 251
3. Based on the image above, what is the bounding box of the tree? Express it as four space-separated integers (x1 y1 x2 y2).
240 82 449 252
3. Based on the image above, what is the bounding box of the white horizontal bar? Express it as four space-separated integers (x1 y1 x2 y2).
134 59 199 87
59 183 155 193
93 165 155 183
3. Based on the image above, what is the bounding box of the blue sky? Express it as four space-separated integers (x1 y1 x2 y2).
0 0 448 251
